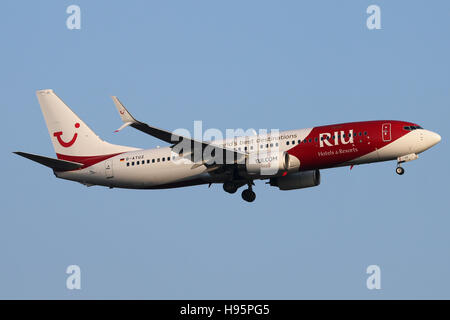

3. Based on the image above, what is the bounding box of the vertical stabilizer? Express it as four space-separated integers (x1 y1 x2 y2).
36 89 138 158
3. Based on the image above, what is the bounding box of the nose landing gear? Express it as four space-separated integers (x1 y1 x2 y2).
395 153 418 175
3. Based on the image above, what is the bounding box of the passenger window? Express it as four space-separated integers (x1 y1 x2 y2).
309 139 312 143
157 158 160 162
364 131 368 135
276 143 279 147
292 140 295 145
286 141 289 145
137 161 140 165
132 162 135 166
152 159 155 163
127 163 129 167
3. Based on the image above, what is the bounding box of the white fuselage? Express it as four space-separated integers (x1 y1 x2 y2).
56 127 439 189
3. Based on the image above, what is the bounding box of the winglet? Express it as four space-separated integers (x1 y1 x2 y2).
111 96 137 124
114 122 134 133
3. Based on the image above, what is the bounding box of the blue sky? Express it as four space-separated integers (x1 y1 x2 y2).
1 0 449 299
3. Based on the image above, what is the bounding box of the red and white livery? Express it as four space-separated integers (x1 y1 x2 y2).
15 90 441 202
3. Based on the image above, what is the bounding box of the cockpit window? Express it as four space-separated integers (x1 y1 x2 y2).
404 125 423 131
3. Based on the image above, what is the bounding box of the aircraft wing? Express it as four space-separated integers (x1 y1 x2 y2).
111 96 246 167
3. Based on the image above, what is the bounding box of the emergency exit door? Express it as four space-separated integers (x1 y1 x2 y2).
105 159 114 179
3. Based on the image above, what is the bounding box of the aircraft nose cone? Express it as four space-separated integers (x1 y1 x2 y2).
427 130 441 147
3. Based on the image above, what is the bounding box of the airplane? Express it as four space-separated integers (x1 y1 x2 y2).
14 89 441 202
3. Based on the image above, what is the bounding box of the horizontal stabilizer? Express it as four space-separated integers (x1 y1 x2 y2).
14 151 83 171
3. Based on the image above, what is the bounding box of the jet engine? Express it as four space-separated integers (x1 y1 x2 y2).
243 151 300 177
269 170 320 190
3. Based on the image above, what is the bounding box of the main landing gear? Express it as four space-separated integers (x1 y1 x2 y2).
241 182 256 203
223 181 238 194
223 181 256 202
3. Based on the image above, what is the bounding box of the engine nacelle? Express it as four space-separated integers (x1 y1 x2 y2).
244 151 300 177
269 170 321 190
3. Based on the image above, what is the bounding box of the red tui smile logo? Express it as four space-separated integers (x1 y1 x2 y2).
53 123 80 148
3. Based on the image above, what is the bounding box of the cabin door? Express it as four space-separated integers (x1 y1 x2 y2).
382 123 391 142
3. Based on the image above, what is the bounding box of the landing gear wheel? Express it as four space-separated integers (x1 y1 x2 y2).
396 166 405 175
241 189 256 202
223 182 238 194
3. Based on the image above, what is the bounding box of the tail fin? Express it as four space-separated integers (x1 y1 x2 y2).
36 89 138 158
